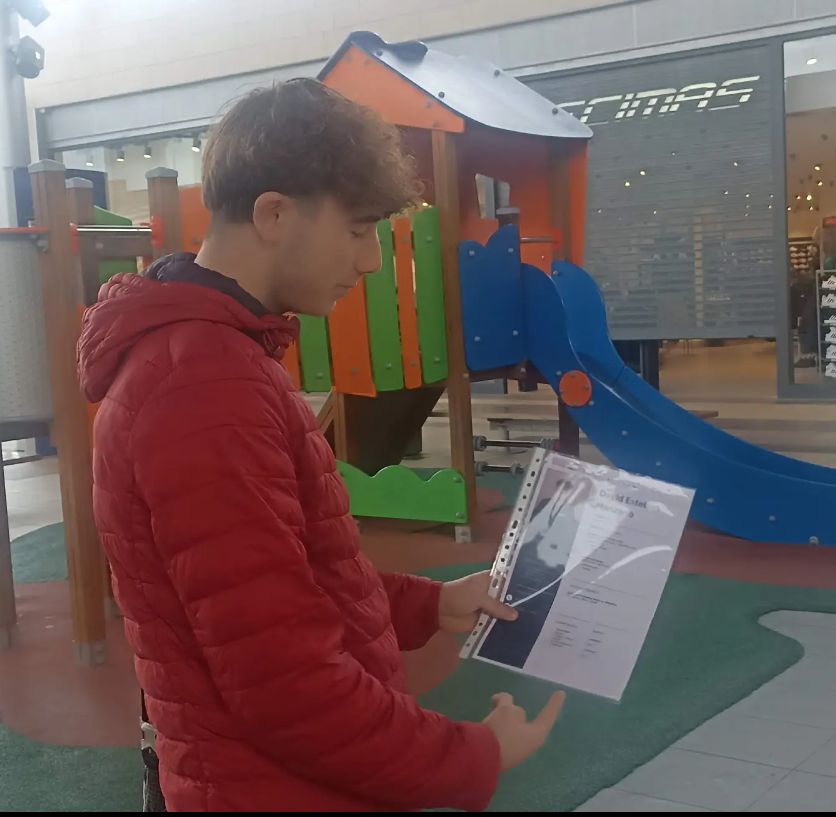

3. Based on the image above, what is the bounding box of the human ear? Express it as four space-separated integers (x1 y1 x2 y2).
252 192 289 242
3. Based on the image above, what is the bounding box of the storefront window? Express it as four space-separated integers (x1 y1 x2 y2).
784 34 836 387
57 135 205 224
530 48 775 344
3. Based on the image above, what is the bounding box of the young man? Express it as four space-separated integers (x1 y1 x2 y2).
78 79 563 812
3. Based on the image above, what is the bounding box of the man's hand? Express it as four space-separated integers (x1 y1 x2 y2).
483 692 566 771
438 570 517 634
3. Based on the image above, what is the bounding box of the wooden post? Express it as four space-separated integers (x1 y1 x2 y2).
548 145 573 264
0 464 14 649
29 160 106 667
65 177 100 307
146 167 183 258
65 177 120 619
431 131 476 537
548 144 583 458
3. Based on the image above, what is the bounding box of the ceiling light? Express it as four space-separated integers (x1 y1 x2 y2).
724 190 729 195
116 148 125 162
85 154 94 167
653 210 657 215
745 193 750 198
811 205 815 211
808 58 818 66
796 194 802 200
624 181 631 187
788 206 792 211
143 145 152 159
191 136 201 153
733 161 739 167
818 180 824 186
807 193 813 201
639 170 646 176
816 164 822 171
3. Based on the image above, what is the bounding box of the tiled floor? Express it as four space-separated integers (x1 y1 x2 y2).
3 455 61 540
576 612 836 812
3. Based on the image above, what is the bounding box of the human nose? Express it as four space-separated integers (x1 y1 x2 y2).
357 230 382 277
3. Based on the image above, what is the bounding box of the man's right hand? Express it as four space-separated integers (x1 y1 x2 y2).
483 691 566 771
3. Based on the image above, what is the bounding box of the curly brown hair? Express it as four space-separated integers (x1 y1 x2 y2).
202 78 421 223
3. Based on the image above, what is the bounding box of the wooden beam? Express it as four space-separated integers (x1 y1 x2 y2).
146 167 183 258
78 232 150 261
431 130 476 517
548 144 573 263
66 181 125 617
65 177 100 307
548 144 582 457
0 467 14 650
29 160 106 666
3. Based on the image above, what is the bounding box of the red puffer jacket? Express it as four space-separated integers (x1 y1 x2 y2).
77 255 499 813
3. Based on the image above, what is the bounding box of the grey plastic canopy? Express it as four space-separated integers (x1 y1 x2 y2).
318 31 593 142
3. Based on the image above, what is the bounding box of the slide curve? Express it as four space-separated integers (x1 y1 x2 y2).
522 262 836 546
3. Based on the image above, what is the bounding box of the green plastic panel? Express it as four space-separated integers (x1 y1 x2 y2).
297 315 332 392
94 206 137 284
364 221 404 392
411 207 448 383
337 462 468 523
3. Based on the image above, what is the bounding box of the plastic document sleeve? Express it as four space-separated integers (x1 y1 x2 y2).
460 450 694 701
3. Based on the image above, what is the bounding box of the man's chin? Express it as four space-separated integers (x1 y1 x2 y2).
299 300 337 318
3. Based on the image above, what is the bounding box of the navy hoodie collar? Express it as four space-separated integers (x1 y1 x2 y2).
141 252 270 318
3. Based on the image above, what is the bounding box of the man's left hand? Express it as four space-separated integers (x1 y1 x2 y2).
438 571 518 634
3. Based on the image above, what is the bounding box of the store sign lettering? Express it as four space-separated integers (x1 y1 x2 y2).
558 76 760 125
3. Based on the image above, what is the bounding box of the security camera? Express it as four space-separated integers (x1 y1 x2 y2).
10 36 45 79
9 0 50 27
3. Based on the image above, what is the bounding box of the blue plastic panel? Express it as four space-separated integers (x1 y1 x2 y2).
522 263 836 546
459 224 525 372
550 261 836 487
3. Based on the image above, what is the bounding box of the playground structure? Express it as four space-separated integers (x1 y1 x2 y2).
307 32 592 536
0 162 182 661
305 33 836 549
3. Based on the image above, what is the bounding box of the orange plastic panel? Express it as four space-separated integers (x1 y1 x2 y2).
393 218 422 389
323 47 464 133
569 145 588 267
179 185 211 252
457 126 552 271
559 370 592 407
284 342 301 390
328 280 376 397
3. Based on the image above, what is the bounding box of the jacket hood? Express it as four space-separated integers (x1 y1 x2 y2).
78 254 298 404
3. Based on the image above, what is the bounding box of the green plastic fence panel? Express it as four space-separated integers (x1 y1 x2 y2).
94 206 137 284
364 221 404 392
297 314 332 392
337 462 468 524
411 207 448 383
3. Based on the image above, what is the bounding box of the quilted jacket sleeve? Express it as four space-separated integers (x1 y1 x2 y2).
131 364 500 813
378 573 442 652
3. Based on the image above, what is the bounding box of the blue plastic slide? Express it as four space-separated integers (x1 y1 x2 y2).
521 262 836 547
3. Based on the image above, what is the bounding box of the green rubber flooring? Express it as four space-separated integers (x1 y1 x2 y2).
3 523 138 812
421 564 836 812
4 516 836 811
